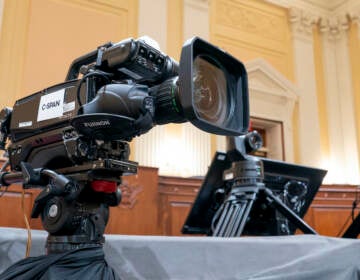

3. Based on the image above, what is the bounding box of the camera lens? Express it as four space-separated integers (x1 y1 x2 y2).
192 56 230 126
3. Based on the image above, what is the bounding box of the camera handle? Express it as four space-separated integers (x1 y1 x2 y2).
211 132 317 237
65 42 112 81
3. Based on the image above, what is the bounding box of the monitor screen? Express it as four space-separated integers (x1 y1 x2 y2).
182 152 327 236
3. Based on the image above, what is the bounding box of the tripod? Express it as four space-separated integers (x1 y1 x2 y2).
0 158 136 253
211 132 317 237
342 212 360 238
0 156 136 279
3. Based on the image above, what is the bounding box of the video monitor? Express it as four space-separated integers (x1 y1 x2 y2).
182 152 327 236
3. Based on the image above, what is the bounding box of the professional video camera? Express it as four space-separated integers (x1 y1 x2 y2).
0 37 249 253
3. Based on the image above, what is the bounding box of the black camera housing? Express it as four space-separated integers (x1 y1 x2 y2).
2 36 250 172
179 37 249 135
0 37 251 254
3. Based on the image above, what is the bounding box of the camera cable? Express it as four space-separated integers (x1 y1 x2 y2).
0 159 9 197
21 188 32 258
76 70 112 108
0 159 32 257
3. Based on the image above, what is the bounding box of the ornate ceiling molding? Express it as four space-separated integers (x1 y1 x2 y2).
289 7 319 38
266 0 359 14
319 14 350 40
266 1 360 39
289 5 360 40
319 9 360 40
347 9 360 30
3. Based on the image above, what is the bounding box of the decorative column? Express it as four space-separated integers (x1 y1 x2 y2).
138 0 168 51
182 0 213 175
347 10 360 185
289 7 322 168
135 0 213 177
134 126 166 168
319 13 360 184
0 0 4 31
184 0 210 40
135 0 169 169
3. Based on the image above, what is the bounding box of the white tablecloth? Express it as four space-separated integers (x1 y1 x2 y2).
1 227 359 280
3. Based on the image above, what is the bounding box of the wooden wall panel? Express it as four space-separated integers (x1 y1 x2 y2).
158 176 201 236
305 185 360 237
106 167 161 235
1 170 360 238
310 207 359 237
157 178 360 238
0 185 42 229
0 187 32 228
0 167 160 235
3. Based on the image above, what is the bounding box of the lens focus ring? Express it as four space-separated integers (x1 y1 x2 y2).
153 78 185 124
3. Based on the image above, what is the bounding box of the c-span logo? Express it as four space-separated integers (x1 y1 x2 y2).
41 100 61 111
37 89 65 122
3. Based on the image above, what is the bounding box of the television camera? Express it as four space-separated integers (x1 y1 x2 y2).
0 37 249 253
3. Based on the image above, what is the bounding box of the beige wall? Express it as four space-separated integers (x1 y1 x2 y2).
137 0 360 183
210 0 294 81
0 1 3 33
194 0 360 184
1 0 360 183
0 0 138 106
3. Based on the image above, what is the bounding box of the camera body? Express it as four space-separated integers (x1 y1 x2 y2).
2 37 249 174
0 37 250 251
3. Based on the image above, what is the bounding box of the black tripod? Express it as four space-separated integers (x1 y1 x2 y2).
0 158 136 253
211 132 317 237
342 212 360 238
0 157 136 279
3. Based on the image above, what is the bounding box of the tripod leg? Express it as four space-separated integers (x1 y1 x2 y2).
228 192 257 237
212 191 257 237
342 212 360 238
213 202 235 236
226 202 247 236
263 188 317 235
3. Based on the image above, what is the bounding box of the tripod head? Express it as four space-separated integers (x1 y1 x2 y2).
222 131 264 184
0 161 124 253
226 130 263 160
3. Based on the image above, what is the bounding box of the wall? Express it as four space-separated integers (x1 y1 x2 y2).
0 0 138 106
211 0 294 80
154 0 360 184
1 0 360 184
0 1 3 33
208 0 360 184
283 0 360 184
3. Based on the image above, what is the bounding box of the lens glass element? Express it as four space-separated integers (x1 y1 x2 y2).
193 56 229 126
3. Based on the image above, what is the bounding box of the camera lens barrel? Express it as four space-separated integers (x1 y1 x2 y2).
152 77 186 125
